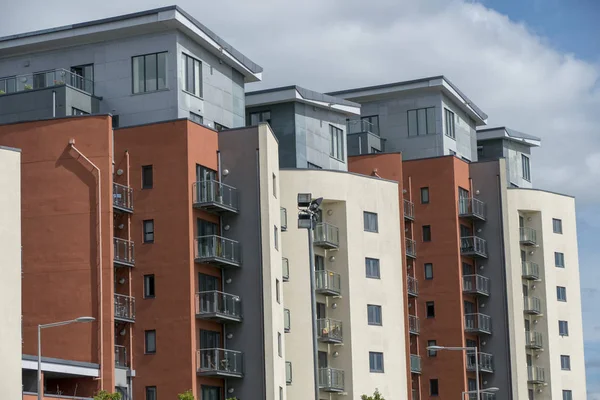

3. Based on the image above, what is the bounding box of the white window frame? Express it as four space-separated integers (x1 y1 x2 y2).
553 218 563 234
365 258 380 279
364 211 379 233
367 304 382 326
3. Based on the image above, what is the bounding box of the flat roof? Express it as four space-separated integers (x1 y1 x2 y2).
477 126 541 147
326 75 488 126
0 145 21 152
0 6 262 82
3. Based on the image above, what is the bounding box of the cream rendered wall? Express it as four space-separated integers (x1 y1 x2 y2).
506 189 586 400
0 146 22 399
280 169 407 400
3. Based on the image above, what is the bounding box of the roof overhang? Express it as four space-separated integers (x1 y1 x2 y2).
0 6 262 83
22 355 100 377
477 127 541 147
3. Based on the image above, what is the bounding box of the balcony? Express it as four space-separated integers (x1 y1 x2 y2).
347 119 380 135
410 354 422 374
408 315 420 335
406 238 417 259
522 261 540 280
114 238 135 267
195 291 242 323
284 308 291 333
468 393 496 400
407 275 418 297
318 368 344 392
114 294 135 323
192 180 238 214
115 345 127 368
464 313 492 334
524 296 542 315
466 352 494 373
460 236 488 258
314 222 339 249
317 318 343 344
0 68 94 95
282 257 289 282
286 361 292 385
315 270 341 296
113 182 133 213
462 274 490 296
527 366 545 384
526 331 544 350
458 197 486 221
404 199 415 221
195 235 241 268
520 227 537 246
281 207 288 231
197 348 243 378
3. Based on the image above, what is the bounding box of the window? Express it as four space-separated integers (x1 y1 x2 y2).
276 279 281 304
553 218 563 234
367 305 382 326
0 76 16 94
72 107 89 116
365 258 380 279
274 226 279 250
189 112 203 125
249 110 271 125
278 332 282 357
557 286 567 302
145 330 156 354
444 108 456 139
145 387 157 400
132 52 167 93
214 122 228 132
183 53 202 97
477 145 484 158
144 275 155 298
522 154 531 181
361 115 380 134
555 252 565 268
422 225 432 242
364 212 379 232
307 162 322 169
370 147 381 153
201 386 220 400
424 263 434 280
561 355 571 370
329 125 344 161
273 173 277 198
430 379 439 396
563 390 573 400
421 187 430 204
369 352 384 373
559 320 569 336
408 107 436 136
70 64 94 92
143 220 155 243
426 301 435 318
142 165 153 189
427 340 437 357
112 115 120 129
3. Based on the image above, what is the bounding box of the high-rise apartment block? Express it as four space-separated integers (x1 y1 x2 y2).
0 7 586 400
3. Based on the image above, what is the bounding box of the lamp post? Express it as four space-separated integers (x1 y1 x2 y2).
298 193 323 400
462 387 499 400
426 345 480 400
38 316 95 400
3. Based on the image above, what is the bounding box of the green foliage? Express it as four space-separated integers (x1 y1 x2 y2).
361 388 385 400
24 84 33 90
226 398 238 400
93 391 122 400
177 390 195 400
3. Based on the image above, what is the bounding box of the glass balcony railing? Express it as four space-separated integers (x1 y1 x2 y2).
282 257 289 282
460 236 488 258
525 331 543 350
458 197 486 221
197 348 243 378
407 275 418 297
0 68 94 95
195 235 241 267
286 361 292 385
315 270 341 296
462 274 490 296
284 308 291 333
114 237 135 266
314 222 339 249
408 315 420 335
347 119 379 135
406 238 417 258
318 368 344 392
192 180 238 213
113 182 133 213
404 199 415 220
317 318 343 344
464 313 492 334
115 345 127 367
520 227 537 245
410 354 422 373
281 207 288 231
522 261 540 280
527 366 545 383
466 352 494 373
524 296 542 315
468 393 496 400
195 291 242 323
114 294 135 322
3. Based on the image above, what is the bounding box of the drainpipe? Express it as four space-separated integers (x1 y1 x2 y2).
52 91 56 118
217 150 229 396
69 141 104 390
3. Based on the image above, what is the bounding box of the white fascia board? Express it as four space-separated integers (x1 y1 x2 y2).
22 359 100 377
246 88 298 107
441 80 487 125
294 92 360 116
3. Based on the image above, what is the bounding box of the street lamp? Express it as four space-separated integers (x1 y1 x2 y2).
38 317 95 400
298 193 323 400
426 345 483 400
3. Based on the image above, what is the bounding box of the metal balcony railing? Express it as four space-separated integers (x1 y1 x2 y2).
407 275 418 297
460 236 488 258
408 315 420 335
406 238 417 258
195 235 241 267
197 348 243 378
522 261 540 280
462 274 490 296
114 237 135 266
526 331 544 350
192 180 238 213
527 366 545 383
468 392 496 400
464 313 492 334
524 296 542 315
195 291 242 323
318 368 344 392
314 222 339 249
466 352 494 373
404 199 415 221
113 182 133 213
0 68 94 95
458 197 486 221
281 207 288 231
286 361 292 385
284 308 291 333
317 318 343 344
520 227 537 245
114 294 135 322
347 119 379 135
282 257 289 282
410 354 422 374
115 345 127 367
315 270 341 296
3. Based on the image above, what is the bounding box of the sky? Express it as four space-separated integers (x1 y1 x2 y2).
2 0 600 396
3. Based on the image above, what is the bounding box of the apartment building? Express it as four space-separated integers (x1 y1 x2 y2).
246 85 361 171
279 168 408 400
0 145 22 400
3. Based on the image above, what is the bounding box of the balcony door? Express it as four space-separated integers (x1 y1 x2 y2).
460 224 471 238
201 386 221 400
317 302 326 319
464 301 476 314
196 164 217 201
521 249 527 262
462 262 474 275
70 64 94 92
315 255 325 271
199 273 219 292
200 330 221 349
318 351 328 368
198 219 218 236
519 215 525 228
